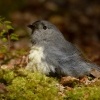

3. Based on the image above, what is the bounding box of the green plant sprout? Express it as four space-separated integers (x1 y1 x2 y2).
0 17 19 50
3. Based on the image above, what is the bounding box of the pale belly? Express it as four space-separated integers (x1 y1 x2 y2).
26 46 55 75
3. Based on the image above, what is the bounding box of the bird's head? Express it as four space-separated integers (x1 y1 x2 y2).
28 20 63 45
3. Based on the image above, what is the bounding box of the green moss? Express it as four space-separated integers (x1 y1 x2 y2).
0 68 100 100
0 69 62 100
65 84 100 100
3 70 15 84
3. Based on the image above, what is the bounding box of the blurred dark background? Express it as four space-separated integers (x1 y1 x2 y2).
0 0 100 65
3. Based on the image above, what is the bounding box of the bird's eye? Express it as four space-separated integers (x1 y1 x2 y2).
43 25 47 30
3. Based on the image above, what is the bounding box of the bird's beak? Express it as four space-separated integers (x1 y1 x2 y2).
27 24 34 29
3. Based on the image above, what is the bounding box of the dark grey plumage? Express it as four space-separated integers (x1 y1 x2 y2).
26 20 100 78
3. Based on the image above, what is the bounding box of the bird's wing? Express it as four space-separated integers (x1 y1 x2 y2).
45 46 92 77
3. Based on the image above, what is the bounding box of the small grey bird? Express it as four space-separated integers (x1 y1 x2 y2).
26 20 100 78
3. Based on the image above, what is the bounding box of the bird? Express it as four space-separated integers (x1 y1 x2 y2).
26 20 100 78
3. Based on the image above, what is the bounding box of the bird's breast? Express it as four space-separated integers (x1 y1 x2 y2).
26 45 55 75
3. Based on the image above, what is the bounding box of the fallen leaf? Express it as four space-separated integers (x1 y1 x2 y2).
60 76 79 87
0 83 7 93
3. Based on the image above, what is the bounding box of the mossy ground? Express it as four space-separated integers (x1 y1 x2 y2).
0 68 62 100
0 68 100 100
65 83 100 100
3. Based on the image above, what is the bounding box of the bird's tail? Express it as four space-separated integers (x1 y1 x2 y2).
88 62 100 71
87 62 100 78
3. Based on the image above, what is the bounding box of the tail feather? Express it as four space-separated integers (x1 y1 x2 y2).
87 63 100 78
88 63 100 71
